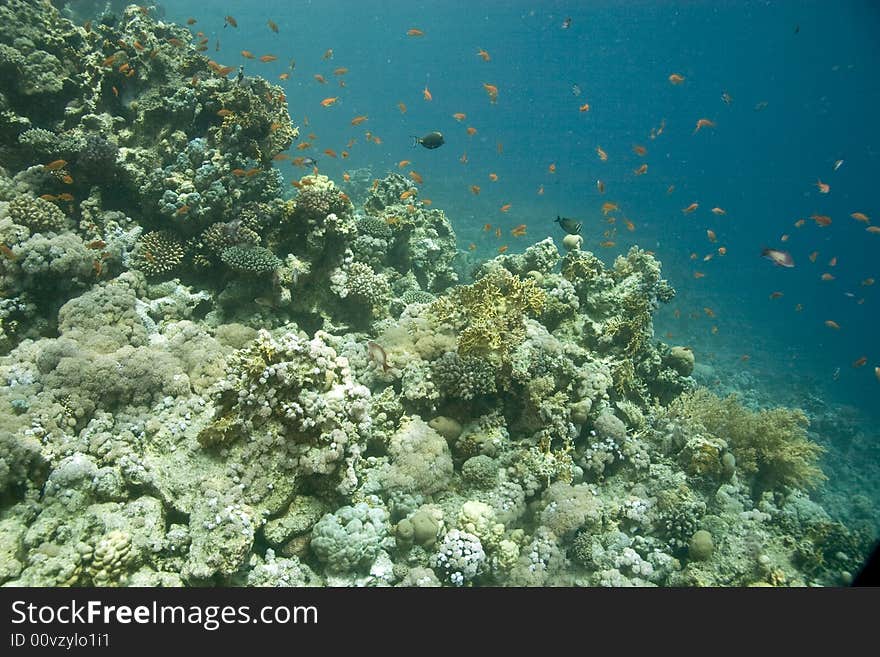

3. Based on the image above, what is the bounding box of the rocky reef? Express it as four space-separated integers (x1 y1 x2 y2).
0 2 871 588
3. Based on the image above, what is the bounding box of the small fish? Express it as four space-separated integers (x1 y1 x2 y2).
186 18 197 25
850 212 870 223
795 304 803 312
351 115 368 126
367 340 390 372
794 219 805 228
548 163 556 174
820 273 835 281
499 203 512 213
224 15 238 28
323 149 337 158
600 241 616 248
809 251 819 263
706 229 717 243
721 91 732 105
624 218 636 232
754 101 769 112
868 226 880 234
412 131 444 149
633 145 647 156
668 73 685 84
498 245 509 253
861 278 875 286
602 202 619 215
811 214 832 227
824 320 841 330
562 17 572 29
633 163 648 176
597 179 605 194
241 50 255 59
711 207 726 216
852 356 867 368
397 160 411 169
459 152 468 164
483 223 492 232
477 49 490 61
769 291 784 299
44 159 67 171
483 82 499 103
875 366 880 383
407 28 425 37
717 246 727 255
466 126 477 136
511 224 527 237
495 227 502 237
780 234 790 242
334 67 348 76
761 248 794 268
693 118 716 134
596 146 608 161
833 159 844 171
554 216 582 235
322 49 334 60
488 173 498 182
259 55 278 63
828 256 837 267
571 83 582 97
471 185 481 195
452 112 467 121
409 170 424 184
693 271 706 279
216 108 233 117
468 243 477 251
320 97 339 107
815 179 830 194
579 102 590 112
397 101 407 113
682 202 699 214
423 86 433 101
537 185 544 195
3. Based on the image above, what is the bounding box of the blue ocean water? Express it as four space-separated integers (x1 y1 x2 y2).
163 0 879 491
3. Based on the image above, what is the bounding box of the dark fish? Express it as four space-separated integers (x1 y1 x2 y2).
562 17 572 29
761 247 794 268
413 131 444 149
301 156 318 168
555 215 582 235
571 83 582 97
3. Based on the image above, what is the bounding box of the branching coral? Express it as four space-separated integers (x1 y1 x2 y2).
668 388 826 495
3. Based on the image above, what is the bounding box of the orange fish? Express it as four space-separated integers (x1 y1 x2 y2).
186 18 197 25
820 273 835 281
407 28 425 37
397 101 407 113
690 252 699 260
852 356 867 368
483 82 499 103
421 199 432 206
624 218 636 232
794 218 805 228
241 50 255 59
466 126 477 136
815 179 830 194
342 172 351 182
693 118 716 134
511 224 527 237
333 67 348 76
740 355 751 362
231 168 247 176
452 112 466 121
498 245 509 253
704 307 716 318
314 74 327 84
579 103 590 112
850 212 870 223
176 205 189 215
717 246 727 255
61 175 73 184
809 251 819 263
423 86 432 102
600 241 616 248
483 223 492 232
824 320 840 330
597 180 605 194
862 278 875 286
633 164 648 176
497 142 504 154
867 226 880 234
780 234 790 242
459 152 468 164
324 149 337 158
351 115 368 126
668 73 685 84
706 229 717 243
400 189 415 200
409 170 424 184
57 193 74 201
469 243 477 251
488 173 498 182
320 97 339 107
828 256 837 267
267 19 279 33
769 291 784 299
601 202 619 215
477 49 490 61
682 202 699 214
548 162 557 174
44 159 67 171
500 203 512 213
693 271 706 279
279 73 290 80
633 145 647 156
711 207 726 216
397 160 411 169
811 214 832 226
471 185 481 195
596 146 608 161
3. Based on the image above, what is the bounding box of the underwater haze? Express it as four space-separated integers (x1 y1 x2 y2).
0 0 877 587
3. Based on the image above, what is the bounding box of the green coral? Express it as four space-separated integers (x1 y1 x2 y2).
220 245 281 275
430 268 545 361
7 196 68 233
668 389 826 496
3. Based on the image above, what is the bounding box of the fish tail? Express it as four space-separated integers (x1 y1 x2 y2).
410 136 420 148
